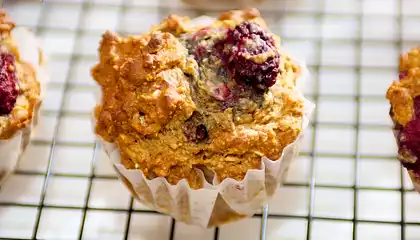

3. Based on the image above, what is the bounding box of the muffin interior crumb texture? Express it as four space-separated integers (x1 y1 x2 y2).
92 8 305 189
387 47 420 180
0 9 41 139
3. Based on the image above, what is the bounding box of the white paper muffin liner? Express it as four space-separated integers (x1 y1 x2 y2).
0 27 49 185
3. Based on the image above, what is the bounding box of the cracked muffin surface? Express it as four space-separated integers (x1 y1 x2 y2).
0 10 42 139
93 8 306 189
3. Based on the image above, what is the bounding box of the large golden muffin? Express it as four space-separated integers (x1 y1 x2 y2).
92 8 306 189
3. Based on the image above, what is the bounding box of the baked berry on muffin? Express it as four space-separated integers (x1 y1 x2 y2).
0 9 45 184
92 8 306 190
387 47 420 191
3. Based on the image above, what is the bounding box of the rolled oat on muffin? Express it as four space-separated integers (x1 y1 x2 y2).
92 8 313 227
387 47 420 192
0 9 48 185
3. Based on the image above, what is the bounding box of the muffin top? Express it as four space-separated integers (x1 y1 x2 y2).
0 10 42 139
93 8 306 189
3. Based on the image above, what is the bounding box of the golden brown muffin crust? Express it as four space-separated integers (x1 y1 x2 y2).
0 9 41 139
153 8 268 37
93 9 305 189
0 10 15 36
387 48 420 126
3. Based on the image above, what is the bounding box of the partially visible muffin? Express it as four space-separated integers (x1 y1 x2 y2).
0 10 41 140
93 8 305 190
0 9 45 184
387 47 420 190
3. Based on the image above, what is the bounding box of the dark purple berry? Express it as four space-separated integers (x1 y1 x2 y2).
182 113 208 143
183 123 208 142
399 119 420 172
399 71 408 80
414 95 420 117
216 21 280 90
398 96 420 175
0 52 18 115
195 124 208 141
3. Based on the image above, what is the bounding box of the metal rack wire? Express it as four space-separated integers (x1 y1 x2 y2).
0 0 418 239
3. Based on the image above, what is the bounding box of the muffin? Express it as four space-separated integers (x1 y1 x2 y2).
0 10 48 185
387 47 420 192
92 8 313 226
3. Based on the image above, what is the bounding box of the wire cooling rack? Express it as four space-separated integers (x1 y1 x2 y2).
1 0 420 239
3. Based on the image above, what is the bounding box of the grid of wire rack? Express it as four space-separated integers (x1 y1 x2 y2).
1 0 420 239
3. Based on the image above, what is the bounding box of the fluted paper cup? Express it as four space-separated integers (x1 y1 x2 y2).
0 27 49 185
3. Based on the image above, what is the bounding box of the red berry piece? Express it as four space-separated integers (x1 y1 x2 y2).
0 52 18 115
399 118 420 173
399 71 408 80
400 119 420 157
212 83 231 101
217 21 280 90
414 95 420 118
194 45 207 62
182 113 208 143
398 96 420 175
